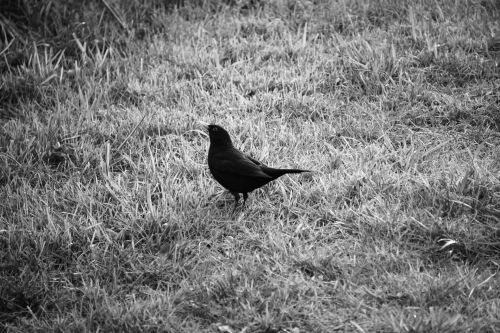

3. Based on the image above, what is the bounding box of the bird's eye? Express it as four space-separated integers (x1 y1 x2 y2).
212 127 218 132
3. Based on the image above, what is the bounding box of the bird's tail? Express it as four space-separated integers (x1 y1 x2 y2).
263 167 311 178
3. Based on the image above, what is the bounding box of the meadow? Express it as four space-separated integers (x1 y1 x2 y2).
0 0 499 332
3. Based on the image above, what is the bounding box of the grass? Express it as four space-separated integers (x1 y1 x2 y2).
1 0 499 331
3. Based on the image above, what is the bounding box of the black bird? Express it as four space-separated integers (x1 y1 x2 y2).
206 124 310 211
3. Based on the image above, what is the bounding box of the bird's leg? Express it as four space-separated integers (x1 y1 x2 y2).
242 193 249 209
231 192 240 213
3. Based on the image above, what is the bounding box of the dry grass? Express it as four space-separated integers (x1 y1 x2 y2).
1 0 500 332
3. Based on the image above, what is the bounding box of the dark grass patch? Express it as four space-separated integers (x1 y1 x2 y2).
107 81 145 107
409 171 498 219
172 267 324 332
372 277 467 309
0 277 44 323
399 177 500 266
44 142 78 170
0 0 183 57
422 56 499 87
399 98 500 133
0 1 114 68
294 257 344 282
0 77 43 107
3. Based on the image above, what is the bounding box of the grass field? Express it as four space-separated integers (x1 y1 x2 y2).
1 0 499 332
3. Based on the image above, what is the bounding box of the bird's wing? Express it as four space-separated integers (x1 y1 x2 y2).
246 154 266 167
212 149 272 179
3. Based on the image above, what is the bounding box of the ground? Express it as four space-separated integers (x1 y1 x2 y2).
0 0 499 332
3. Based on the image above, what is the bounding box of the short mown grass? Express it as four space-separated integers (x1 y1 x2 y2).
1 0 499 332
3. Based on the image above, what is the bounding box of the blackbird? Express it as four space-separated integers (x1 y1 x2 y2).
206 124 310 211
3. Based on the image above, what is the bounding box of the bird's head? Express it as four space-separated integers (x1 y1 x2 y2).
207 124 233 147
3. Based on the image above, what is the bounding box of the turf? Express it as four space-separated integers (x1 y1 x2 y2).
1 0 499 332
